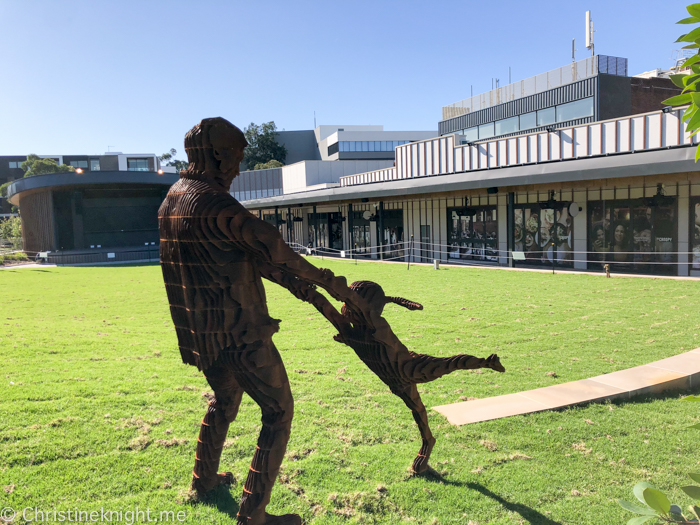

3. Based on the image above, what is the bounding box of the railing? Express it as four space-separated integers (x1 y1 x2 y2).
290 240 696 276
47 248 159 265
339 106 695 187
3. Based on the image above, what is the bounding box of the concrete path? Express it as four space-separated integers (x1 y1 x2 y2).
433 348 700 426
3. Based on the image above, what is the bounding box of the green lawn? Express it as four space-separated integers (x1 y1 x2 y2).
1 260 699 524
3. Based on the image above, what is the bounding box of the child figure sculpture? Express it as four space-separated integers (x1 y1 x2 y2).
334 281 505 474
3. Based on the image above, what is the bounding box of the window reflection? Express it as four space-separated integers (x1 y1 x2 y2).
537 107 556 126
556 97 594 123
520 112 537 130
478 123 495 140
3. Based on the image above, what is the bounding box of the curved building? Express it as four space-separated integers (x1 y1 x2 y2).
7 170 178 254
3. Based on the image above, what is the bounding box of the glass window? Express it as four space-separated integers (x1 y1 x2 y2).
463 127 478 142
556 97 594 123
588 198 676 275
368 141 375 152
127 158 149 171
348 141 356 152
362 141 369 152
375 141 381 151
90 159 100 171
8 161 18 168
520 111 537 130
537 107 556 126
70 160 88 168
478 123 495 140
447 206 498 262
495 116 519 136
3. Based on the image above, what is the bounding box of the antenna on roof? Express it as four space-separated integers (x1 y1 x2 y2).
585 11 595 56
572 38 577 63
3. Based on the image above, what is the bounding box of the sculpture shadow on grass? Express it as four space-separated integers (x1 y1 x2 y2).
466 483 563 525
198 484 240 519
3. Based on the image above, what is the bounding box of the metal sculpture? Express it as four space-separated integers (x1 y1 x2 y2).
158 117 505 523
333 281 505 475
158 117 373 525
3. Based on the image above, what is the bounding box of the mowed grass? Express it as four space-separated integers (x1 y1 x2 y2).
1 260 700 525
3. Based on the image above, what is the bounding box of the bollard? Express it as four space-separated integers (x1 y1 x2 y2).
433 259 440 270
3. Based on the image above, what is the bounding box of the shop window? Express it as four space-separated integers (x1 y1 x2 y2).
514 204 573 267
587 199 676 274
447 206 498 262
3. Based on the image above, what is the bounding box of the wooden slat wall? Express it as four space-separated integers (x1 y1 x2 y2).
20 190 55 254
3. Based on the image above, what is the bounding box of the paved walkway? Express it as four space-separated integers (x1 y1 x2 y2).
433 348 700 426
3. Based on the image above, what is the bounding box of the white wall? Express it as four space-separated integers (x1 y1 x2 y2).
282 160 394 194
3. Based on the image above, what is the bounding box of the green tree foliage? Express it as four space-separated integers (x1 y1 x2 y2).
662 3 700 161
21 154 75 177
158 148 188 171
253 159 284 170
243 122 287 170
0 155 75 198
0 216 21 239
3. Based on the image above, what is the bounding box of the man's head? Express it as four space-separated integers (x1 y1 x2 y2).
184 117 248 186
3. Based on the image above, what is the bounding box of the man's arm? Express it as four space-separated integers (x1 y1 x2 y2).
218 205 374 326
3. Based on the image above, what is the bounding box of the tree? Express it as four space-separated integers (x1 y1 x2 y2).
243 121 287 170
253 159 284 170
0 216 21 240
662 3 700 161
159 148 188 171
21 154 75 177
0 154 74 199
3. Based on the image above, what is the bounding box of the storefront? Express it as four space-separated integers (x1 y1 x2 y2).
448 204 499 262
587 196 677 275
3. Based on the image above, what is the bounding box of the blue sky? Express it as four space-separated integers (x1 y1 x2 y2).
0 0 690 158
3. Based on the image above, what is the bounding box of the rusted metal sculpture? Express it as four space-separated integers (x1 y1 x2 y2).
158 117 373 525
159 117 505 523
334 281 505 474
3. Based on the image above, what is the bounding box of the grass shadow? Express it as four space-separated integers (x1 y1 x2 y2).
411 467 469 487
198 484 240 519
467 483 563 525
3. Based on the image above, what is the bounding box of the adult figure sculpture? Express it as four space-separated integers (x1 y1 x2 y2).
158 117 369 525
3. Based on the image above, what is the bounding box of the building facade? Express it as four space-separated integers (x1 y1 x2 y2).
242 106 699 278
0 152 168 213
231 125 435 202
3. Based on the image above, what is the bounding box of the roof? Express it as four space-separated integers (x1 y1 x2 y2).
7 170 179 205
239 145 698 209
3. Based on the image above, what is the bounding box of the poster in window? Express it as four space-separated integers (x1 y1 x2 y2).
485 209 498 261
588 203 610 266
654 205 675 268
551 207 573 265
632 205 653 271
514 208 524 252
610 207 632 268
523 207 541 261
